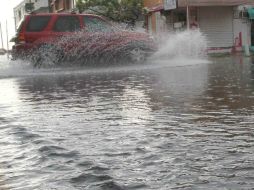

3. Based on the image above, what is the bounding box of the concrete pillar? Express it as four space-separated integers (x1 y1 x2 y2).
244 22 251 56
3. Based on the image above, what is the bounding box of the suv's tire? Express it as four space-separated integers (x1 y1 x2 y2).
125 41 155 64
32 44 64 68
128 48 146 63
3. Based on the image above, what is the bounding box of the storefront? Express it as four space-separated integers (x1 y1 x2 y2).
144 0 189 33
144 0 165 34
144 0 254 53
199 6 234 49
177 0 254 53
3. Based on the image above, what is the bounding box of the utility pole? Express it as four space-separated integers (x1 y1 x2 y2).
0 22 4 49
186 0 190 30
6 20 9 59
48 0 51 12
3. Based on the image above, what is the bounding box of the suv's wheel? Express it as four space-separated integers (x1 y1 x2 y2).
32 44 64 67
128 48 146 63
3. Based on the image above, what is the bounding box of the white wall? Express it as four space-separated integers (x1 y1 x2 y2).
233 19 251 48
13 0 49 30
155 12 167 34
233 5 252 48
34 0 49 10
13 1 26 30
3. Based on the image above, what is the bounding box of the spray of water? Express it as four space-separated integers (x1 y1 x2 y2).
8 24 208 72
26 28 156 68
151 29 208 60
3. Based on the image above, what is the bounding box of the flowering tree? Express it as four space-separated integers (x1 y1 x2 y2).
76 0 143 27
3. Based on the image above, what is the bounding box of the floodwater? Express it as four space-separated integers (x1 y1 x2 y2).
0 54 254 190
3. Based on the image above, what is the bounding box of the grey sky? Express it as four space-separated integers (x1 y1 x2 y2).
0 0 22 49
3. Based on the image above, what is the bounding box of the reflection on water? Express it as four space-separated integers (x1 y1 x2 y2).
0 55 254 189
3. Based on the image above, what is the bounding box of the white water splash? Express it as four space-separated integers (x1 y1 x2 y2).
151 30 208 60
0 29 209 78
25 29 156 67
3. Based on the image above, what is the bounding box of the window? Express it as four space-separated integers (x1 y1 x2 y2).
26 16 51 32
83 16 114 33
53 16 80 32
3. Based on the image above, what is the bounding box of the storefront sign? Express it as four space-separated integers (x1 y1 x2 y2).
164 0 177 10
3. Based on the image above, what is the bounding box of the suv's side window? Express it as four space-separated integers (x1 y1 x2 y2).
83 16 113 33
53 16 80 32
26 16 51 32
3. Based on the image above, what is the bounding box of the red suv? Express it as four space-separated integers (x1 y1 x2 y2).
12 13 156 66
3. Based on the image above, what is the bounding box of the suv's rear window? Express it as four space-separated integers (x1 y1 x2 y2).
53 16 80 32
26 16 51 32
83 16 113 33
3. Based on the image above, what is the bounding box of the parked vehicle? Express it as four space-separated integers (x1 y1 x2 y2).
11 13 157 67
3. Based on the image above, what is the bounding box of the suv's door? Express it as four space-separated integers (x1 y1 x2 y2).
48 15 82 52
51 15 81 37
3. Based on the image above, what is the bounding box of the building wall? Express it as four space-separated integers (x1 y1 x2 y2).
51 0 75 13
144 0 164 34
233 20 251 49
13 0 49 30
178 0 254 7
13 1 27 30
144 0 163 8
233 5 252 51
151 13 156 33
34 0 49 11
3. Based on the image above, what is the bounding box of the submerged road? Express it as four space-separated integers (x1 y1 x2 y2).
0 55 254 189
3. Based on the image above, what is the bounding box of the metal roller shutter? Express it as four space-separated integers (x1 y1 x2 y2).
198 6 234 48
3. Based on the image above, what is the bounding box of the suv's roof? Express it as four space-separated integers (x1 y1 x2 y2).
27 13 101 17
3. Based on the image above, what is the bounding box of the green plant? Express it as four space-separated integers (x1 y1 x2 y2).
76 0 143 26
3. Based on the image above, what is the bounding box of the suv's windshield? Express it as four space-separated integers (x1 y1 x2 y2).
83 16 115 33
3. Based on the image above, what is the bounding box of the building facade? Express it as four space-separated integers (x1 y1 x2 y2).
144 0 164 34
14 0 50 30
50 0 76 13
144 0 254 53
14 0 76 31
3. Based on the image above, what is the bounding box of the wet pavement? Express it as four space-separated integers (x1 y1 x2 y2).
0 55 254 190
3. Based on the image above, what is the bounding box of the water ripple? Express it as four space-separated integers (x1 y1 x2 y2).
0 56 254 189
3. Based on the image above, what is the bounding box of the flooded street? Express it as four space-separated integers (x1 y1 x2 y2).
0 55 254 189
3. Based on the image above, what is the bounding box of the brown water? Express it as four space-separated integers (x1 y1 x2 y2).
0 55 254 190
